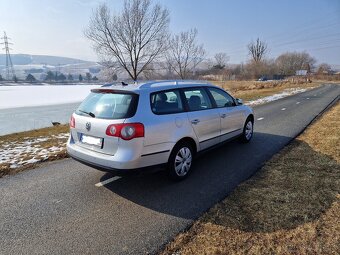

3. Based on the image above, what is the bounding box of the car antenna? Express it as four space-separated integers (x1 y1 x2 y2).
121 81 128 86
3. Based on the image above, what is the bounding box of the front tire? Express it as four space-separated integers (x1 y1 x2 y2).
240 118 253 143
167 142 194 181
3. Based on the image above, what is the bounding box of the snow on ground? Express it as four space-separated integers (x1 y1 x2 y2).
0 133 69 169
0 84 101 109
246 88 308 106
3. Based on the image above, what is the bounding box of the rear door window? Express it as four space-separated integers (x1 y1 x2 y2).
183 88 213 111
76 91 138 119
150 90 184 114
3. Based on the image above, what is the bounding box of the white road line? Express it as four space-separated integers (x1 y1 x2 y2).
307 97 310 99
95 176 121 187
281 108 286 111
296 102 300 104
257 117 264 121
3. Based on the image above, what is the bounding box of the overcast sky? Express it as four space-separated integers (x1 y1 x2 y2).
0 0 339 65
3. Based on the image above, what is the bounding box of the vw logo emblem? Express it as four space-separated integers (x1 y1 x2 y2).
85 122 91 131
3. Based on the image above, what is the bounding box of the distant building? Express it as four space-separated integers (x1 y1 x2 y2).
296 70 308 76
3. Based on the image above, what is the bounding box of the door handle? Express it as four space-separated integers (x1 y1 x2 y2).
191 119 200 125
220 113 227 118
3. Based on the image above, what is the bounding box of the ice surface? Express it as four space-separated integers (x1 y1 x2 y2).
0 84 101 109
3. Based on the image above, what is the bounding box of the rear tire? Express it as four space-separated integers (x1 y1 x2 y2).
239 118 253 143
167 142 194 181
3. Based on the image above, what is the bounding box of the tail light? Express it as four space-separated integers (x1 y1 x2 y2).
106 123 144 140
70 115 75 128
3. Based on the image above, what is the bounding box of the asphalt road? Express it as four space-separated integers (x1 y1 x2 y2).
0 84 339 255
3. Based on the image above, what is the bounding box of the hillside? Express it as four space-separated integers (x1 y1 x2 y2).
0 54 92 66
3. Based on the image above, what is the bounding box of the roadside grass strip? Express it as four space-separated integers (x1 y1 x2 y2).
160 102 340 255
0 125 69 177
222 80 321 102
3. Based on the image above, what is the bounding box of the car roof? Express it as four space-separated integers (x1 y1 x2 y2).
97 80 218 93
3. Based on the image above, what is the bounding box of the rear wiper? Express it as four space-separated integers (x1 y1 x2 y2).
78 110 95 118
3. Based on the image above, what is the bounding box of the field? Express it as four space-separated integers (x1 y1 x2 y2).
212 79 322 101
160 102 340 254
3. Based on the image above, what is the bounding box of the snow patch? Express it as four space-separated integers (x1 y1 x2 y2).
246 88 308 106
0 133 69 168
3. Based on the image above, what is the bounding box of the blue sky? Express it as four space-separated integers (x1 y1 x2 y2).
0 0 339 66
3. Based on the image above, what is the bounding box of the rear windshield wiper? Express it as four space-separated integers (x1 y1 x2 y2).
78 110 95 118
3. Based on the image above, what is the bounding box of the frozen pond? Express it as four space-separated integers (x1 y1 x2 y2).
0 84 101 135
0 84 100 109
0 103 81 135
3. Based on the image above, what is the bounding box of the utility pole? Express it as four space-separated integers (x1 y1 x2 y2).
1 32 15 80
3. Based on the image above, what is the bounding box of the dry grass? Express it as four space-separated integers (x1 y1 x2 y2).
212 80 322 101
1 124 69 143
161 102 340 255
0 125 69 177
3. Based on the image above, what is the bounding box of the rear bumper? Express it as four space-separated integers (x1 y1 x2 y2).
66 137 171 173
69 152 166 175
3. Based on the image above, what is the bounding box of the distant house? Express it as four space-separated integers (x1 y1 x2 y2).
296 70 308 76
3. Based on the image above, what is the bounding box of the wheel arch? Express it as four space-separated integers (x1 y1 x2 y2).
247 114 254 123
172 137 198 155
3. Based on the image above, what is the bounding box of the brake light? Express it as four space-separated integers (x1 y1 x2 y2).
70 115 75 128
106 123 144 140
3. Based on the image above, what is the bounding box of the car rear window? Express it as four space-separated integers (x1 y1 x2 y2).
76 91 138 119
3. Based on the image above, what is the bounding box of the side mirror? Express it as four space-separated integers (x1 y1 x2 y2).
236 98 243 105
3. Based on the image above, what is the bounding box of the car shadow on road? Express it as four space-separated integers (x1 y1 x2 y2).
100 131 303 221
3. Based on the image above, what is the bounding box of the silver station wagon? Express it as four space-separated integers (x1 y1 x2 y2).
67 80 254 180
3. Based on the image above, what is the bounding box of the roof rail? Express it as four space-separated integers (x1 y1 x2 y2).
139 79 209 89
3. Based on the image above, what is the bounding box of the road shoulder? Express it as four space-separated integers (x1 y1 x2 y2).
160 101 340 254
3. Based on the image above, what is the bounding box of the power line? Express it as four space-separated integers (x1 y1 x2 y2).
214 14 340 60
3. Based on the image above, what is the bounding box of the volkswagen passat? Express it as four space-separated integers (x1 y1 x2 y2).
67 80 254 180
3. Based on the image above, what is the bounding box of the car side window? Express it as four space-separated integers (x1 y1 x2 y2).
183 88 213 111
208 88 236 107
150 90 184 114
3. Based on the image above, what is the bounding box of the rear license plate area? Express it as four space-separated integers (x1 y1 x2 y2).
80 134 103 148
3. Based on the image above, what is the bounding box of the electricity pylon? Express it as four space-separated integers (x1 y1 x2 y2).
1 32 15 80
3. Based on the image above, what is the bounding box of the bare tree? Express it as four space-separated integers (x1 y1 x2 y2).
248 38 267 62
165 29 206 79
97 62 120 82
245 58 277 79
275 51 316 76
85 0 170 81
141 63 163 79
317 63 331 74
213 52 229 69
